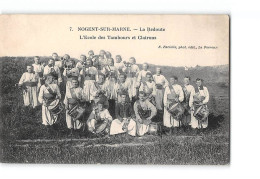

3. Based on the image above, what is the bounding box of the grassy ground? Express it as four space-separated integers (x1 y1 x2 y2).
0 56 230 164
2 134 229 164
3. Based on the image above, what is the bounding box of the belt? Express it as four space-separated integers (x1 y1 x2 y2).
156 84 163 89
23 81 38 87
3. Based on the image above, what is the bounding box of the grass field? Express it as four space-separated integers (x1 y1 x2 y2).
0 56 230 164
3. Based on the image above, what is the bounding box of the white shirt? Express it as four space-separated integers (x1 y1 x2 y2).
163 84 184 105
114 81 132 99
134 99 157 120
38 83 61 104
101 65 118 77
43 65 62 82
64 87 83 105
54 60 63 69
190 86 209 105
122 64 140 77
137 70 151 82
139 81 156 96
19 72 39 84
114 62 125 72
32 64 44 74
76 61 85 71
89 109 113 122
153 74 169 87
80 66 98 81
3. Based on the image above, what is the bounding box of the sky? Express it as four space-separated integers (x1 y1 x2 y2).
0 15 229 67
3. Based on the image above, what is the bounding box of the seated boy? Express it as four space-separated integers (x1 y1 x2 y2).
110 91 137 136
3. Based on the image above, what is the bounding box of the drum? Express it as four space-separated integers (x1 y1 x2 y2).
193 105 209 121
95 119 109 134
148 122 162 135
167 102 185 120
48 99 64 115
68 104 85 121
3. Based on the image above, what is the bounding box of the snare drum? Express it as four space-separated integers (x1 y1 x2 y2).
68 104 85 121
193 105 209 121
48 99 64 115
167 102 185 120
95 119 109 134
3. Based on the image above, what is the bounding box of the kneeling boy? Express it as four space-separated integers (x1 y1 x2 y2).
87 100 112 135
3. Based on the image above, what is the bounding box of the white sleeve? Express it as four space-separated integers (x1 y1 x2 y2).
63 68 67 77
43 66 48 75
163 87 170 106
189 86 195 107
203 87 209 104
76 62 80 69
64 95 68 106
152 83 156 96
137 71 142 82
18 73 25 85
127 81 132 98
38 86 44 103
95 68 98 81
134 102 141 120
105 109 113 121
163 76 169 87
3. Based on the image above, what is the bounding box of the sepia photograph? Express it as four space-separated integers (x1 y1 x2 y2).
0 15 230 164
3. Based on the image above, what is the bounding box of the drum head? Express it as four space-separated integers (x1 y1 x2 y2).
48 99 59 110
95 121 108 134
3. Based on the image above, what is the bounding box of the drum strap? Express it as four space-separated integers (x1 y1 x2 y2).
142 81 153 94
94 81 101 90
45 84 56 96
169 85 177 96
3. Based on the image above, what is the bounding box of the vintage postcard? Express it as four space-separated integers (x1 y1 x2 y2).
0 15 229 164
